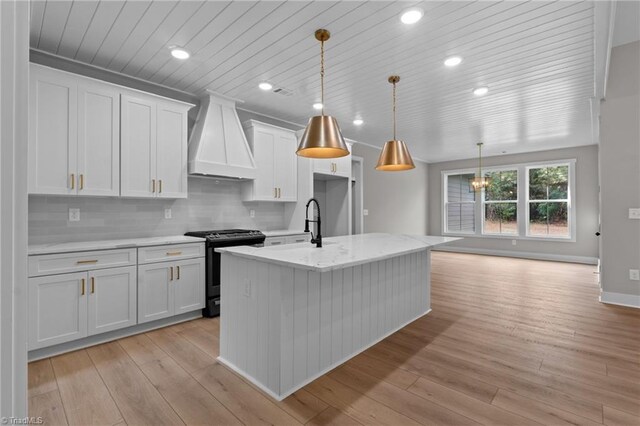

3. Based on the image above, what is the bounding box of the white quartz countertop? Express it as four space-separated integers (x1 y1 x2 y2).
29 235 205 255
262 229 307 237
217 233 460 272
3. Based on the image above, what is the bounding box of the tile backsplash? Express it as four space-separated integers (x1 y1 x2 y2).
29 177 286 245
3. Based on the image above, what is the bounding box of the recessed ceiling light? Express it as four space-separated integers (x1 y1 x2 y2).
473 86 489 96
353 119 364 126
258 82 273 91
313 102 324 110
401 8 424 25
170 47 190 60
444 56 463 67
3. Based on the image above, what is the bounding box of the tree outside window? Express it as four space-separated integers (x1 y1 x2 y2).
528 165 569 236
483 170 517 235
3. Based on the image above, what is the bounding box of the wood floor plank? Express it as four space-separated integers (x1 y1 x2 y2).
139 357 242 425
117 333 167 366
492 389 603 426
28 390 68 425
603 406 640 426
307 407 363 426
50 350 123 426
305 375 422 426
176 324 220 358
145 327 216 373
192 316 220 337
86 342 184 426
279 389 329 424
345 352 419 389
28 359 58 398
191 362 302 425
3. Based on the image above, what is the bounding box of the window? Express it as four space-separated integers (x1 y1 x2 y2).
483 170 517 235
442 160 575 240
445 173 475 233
527 165 570 237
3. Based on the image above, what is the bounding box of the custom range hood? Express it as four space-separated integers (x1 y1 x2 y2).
188 90 257 179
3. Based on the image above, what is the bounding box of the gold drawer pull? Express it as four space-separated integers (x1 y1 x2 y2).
152 179 156 193
70 173 75 190
79 174 84 190
170 266 174 281
176 266 180 280
81 278 85 296
91 277 95 294
159 179 162 193
166 251 182 256
76 259 98 265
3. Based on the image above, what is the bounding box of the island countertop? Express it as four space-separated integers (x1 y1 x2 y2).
216 233 459 272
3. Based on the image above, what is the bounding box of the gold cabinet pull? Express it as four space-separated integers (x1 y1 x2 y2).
76 259 98 265
159 180 162 193
152 179 156 193
176 266 180 280
170 266 174 281
79 174 84 190
274 187 277 198
70 173 75 190
81 278 85 296
166 251 182 256
91 277 95 294
279 188 282 198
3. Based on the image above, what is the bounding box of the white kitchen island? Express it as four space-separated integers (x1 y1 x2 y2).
216 233 458 400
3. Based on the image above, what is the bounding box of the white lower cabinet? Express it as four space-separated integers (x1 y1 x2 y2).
28 272 88 350
88 266 137 336
138 257 205 324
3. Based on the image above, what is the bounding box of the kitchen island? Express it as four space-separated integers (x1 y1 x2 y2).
216 233 458 400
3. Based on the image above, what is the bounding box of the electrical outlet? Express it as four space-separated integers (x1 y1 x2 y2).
68 208 80 222
249 209 255 218
629 208 640 219
243 279 252 297
363 209 369 216
630 269 640 281
164 208 172 219
512 239 517 246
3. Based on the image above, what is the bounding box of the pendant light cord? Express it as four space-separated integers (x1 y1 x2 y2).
392 81 397 140
320 39 325 116
478 143 482 178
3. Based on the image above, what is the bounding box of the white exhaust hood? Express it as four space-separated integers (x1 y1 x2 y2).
188 90 257 179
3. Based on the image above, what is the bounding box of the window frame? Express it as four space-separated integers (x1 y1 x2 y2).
442 159 576 242
481 168 519 237
443 172 476 235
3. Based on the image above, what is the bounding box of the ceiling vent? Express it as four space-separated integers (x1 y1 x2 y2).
272 86 295 96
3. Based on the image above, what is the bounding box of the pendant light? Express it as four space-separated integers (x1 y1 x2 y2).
469 142 491 191
296 29 350 159
376 76 415 171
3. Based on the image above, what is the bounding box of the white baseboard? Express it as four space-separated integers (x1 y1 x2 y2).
600 291 640 308
433 246 598 265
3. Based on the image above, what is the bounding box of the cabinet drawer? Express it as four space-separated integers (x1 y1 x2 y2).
286 234 311 244
138 243 204 264
264 237 287 246
29 249 137 277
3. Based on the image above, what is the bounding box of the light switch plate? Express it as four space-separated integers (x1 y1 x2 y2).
630 269 640 281
629 208 640 219
512 240 517 246
68 208 80 222
363 209 369 216
249 209 255 218
164 208 172 219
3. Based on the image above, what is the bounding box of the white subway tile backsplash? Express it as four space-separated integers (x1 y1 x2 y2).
29 178 285 245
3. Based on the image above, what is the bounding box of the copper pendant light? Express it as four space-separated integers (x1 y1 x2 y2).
469 142 491 191
297 29 349 159
376 76 415 171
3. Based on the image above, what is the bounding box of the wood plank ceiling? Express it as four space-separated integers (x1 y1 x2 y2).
30 1 597 163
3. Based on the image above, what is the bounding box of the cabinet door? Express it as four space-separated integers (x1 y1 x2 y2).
121 95 157 198
28 65 78 195
312 158 334 175
87 266 136 336
251 127 276 200
174 258 205 315
138 262 173 323
333 153 352 178
156 102 188 199
28 272 87 350
77 82 120 196
274 131 298 201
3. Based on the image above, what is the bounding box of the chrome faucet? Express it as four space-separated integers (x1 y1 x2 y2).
304 198 322 248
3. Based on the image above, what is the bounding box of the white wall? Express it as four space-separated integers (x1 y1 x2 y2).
428 145 600 262
351 143 429 235
599 41 640 304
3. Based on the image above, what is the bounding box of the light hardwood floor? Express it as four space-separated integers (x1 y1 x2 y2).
29 252 640 425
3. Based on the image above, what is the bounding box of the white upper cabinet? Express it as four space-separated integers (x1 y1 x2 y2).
242 120 297 202
121 92 191 199
311 141 353 178
29 65 78 195
29 64 193 199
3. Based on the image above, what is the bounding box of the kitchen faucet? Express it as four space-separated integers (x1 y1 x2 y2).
304 198 322 248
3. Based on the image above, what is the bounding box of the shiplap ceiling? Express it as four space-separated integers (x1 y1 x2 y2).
30 0 598 163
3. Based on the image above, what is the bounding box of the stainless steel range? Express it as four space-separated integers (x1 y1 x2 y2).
184 229 265 317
